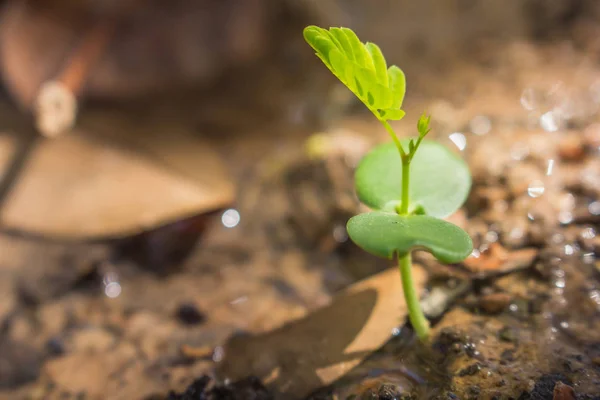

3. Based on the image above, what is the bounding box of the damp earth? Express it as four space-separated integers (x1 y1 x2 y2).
1 3 600 400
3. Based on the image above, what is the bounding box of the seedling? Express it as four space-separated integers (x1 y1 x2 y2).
304 26 472 340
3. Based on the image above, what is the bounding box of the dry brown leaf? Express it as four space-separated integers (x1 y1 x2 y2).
218 266 427 399
0 109 235 239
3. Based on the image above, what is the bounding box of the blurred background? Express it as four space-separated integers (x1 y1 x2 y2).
1 1 600 399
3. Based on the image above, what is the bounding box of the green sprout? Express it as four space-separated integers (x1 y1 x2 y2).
304 26 473 341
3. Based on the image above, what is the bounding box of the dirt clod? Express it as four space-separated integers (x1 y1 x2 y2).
167 375 272 400
478 292 512 314
553 381 576 400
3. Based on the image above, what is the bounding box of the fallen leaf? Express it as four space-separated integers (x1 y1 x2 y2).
463 243 538 277
217 265 427 399
0 108 234 239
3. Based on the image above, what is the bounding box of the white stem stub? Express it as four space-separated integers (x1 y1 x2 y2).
34 81 78 138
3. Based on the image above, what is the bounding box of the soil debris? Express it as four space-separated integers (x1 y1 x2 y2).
167 375 273 400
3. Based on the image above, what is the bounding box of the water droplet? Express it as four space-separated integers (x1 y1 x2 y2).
332 225 348 243
212 346 225 362
230 296 248 305
520 88 537 110
485 231 499 243
391 327 402 336
470 249 481 259
527 180 545 197
582 227 596 240
509 304 518 312
449 132 467 151
221 209 241 228
527 212 535 221
589 290 600 306
546 159 555 176
510 142 530 161
104 282 122 298
540 111 560 132
470 116 492 135
103 271 119 285
583 252 595 264
551 233 565 244
558 211 573 225
589 201 600 216
560 321 569 329
559 193 575 211
563 244 574 256
509 227 524 240
554 278 565 288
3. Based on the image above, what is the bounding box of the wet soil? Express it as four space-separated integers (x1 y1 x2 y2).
1 22 600 400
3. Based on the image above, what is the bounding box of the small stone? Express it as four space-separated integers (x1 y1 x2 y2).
553 381 575 400
499 326 518 343
458 363 483 377
46 337 66 357
558 133 585 161
467 385 481 396
479 293 512 314
175 303 206 326
377 383 403 399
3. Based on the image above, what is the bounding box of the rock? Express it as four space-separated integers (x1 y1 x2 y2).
553 381 576 400
558 133 585 161
479 292 512 314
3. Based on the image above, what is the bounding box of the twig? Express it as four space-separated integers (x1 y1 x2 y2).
34 21 114 137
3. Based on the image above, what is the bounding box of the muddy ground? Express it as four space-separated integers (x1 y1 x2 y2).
0 26 600 400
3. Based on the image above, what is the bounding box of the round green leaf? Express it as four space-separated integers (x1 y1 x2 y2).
355 140 470 218
347 212 473 263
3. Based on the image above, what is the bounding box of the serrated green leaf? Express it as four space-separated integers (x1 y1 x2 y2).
378 109 406 120
303 26 405 121
329 28 353 60
387 66 406 109
365 42 387 85
341 28 367 66
347 212 473 263
354 140 471 218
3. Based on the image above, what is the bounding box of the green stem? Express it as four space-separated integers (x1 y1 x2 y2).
381 119 406 159
399 160 410 214
398 252 430 340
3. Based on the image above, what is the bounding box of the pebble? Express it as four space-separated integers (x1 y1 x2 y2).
553 381 576 400
479 293 512 314
558 133 585 161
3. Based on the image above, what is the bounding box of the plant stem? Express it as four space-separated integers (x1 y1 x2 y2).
398 252 430 340
399 160 410 214
381 119 406 159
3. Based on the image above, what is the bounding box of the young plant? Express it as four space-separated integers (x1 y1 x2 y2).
303 26 472 341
